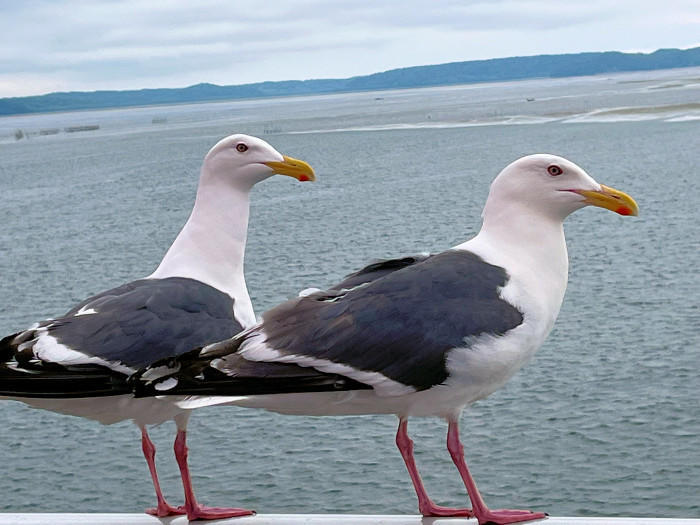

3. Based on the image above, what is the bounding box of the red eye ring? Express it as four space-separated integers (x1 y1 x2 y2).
547 165 563 176
236 143 248 152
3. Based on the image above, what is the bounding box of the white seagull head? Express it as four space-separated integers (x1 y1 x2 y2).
201 133 316 190
485 153 638 222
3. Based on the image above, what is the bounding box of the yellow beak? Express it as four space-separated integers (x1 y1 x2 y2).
575 184 639 216
263 155 316 182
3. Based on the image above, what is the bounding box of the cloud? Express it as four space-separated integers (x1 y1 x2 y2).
0 0 698 97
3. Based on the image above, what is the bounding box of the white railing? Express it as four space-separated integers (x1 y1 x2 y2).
3 515 700 525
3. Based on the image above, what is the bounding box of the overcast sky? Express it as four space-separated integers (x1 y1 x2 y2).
0 0 698 98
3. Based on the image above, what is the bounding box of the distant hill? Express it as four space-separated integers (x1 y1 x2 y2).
1 47 698 116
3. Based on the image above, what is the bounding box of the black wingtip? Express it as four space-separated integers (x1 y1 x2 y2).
0 365 131 398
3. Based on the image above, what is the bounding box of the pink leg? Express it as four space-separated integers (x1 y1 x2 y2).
395 418 473 517
174 429 255 521
446 419 548 525
140 427 185 517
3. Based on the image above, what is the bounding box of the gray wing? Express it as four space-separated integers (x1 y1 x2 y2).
329 254 434 290
0 277 241 398
134 251 523 397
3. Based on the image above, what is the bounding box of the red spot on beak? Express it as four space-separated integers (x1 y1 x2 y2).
617 206 632 216
298 175 310 182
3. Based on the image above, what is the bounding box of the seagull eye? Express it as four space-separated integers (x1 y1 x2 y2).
547 165 563 176
236 143 248 152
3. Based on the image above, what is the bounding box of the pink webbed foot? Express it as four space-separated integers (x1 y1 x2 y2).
474 508 548 525
145 502 186 517
182 504 255 521
419 501 474 517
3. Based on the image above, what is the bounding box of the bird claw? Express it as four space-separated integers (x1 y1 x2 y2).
477 508 548 525
420 503 474 517
144 502 186 517
184 504 256 521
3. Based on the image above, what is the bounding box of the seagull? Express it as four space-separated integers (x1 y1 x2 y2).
0 134 315 520
135 154 638 525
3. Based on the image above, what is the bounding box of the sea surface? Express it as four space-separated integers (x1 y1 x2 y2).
0 67 698 517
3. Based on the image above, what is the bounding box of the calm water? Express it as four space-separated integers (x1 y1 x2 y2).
0 68 699 517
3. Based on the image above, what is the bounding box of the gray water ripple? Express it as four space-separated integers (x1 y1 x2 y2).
0 71 699 517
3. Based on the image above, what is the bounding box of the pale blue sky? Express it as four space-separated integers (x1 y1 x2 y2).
0 0 698 98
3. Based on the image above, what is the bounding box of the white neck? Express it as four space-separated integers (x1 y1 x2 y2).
149 167 256 328
454 202 570 330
